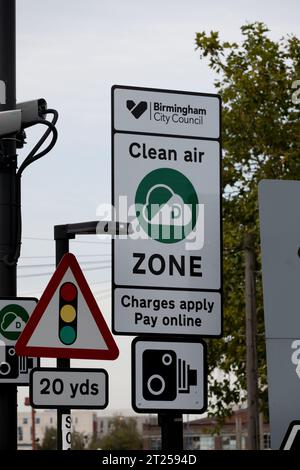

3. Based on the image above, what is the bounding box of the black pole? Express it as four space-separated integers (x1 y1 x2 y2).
0 0 18 451
55 236 71 450
159 413 183 450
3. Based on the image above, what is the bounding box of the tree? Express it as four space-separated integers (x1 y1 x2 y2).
39 427 57 450
96 416 143 450
194 22 300 420
88 435 103 450
70 431 86 450
38 427 86 450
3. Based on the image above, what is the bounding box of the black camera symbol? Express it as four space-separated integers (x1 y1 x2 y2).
0 345 18 378
0 343 34 379
142 349 197 401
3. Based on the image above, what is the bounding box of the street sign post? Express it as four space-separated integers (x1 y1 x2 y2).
112 85 222 337
30 368 108 409
259 180 300 449
15 253 119 360
61 414 71 451
0 297 38 384
131 337 207 413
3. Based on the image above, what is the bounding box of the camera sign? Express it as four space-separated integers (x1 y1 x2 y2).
132 337 207 413
0 297 39 384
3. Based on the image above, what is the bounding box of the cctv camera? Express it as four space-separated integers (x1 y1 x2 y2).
0 109 22 137
16 98 47 127
0 98 48 138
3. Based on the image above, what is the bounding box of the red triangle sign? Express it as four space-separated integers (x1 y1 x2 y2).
16 253 119 360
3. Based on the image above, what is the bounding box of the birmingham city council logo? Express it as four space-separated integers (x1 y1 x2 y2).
127 100 148 119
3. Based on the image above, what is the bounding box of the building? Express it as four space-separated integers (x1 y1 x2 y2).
142 410 271 450
18 408 270 450
95 414 150 440
17 410 153 450
18 410 97 449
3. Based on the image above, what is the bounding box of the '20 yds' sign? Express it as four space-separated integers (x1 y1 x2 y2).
29 368 108 409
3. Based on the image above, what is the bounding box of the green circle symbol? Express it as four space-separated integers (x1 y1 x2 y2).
0 304 29 341
135 168 198 243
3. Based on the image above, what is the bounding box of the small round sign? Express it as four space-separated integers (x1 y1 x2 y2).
0 304 29 341
135 168 199 244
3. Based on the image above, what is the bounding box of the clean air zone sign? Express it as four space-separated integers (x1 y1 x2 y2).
112 85 222 337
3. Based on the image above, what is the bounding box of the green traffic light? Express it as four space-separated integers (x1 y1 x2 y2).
59 325 76 345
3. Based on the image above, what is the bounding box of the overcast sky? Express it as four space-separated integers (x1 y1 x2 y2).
14 0 300 414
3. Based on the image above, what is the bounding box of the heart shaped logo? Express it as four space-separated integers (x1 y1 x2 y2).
126 100 148 119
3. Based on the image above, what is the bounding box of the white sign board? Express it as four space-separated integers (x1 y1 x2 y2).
259 180 300 337
114 288 221 336
132 338 207 413
30 368 108 409
259 180 300 448
112 85 222 337
113 87 220 138
0 297 39 384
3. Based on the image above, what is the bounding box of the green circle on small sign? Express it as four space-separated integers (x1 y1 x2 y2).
135 168 198 243
0 304 29 340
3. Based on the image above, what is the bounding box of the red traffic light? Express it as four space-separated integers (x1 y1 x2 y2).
60 282 77 302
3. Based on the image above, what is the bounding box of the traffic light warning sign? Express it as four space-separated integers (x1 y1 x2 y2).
15 253 119 360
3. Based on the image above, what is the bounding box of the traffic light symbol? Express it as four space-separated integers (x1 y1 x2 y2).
59 282 78 345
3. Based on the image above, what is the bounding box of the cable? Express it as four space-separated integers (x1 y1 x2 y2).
17 280 111 297
89 280 111 286
18 259 111 268
23 236 110 245
16 121 57 174
18 264 111 278
95 292 112 301
3 110 59 266
17 110 58 176
93 288 112 295
20 254 110 259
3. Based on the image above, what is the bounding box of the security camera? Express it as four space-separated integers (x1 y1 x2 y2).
0 98 48 138
0 109 21 137
16 98 47 127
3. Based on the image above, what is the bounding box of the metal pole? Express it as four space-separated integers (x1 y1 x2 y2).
55 237 71 450
244 232 260 450
0 0 18 451
32 406 36 450
158 413 183 450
